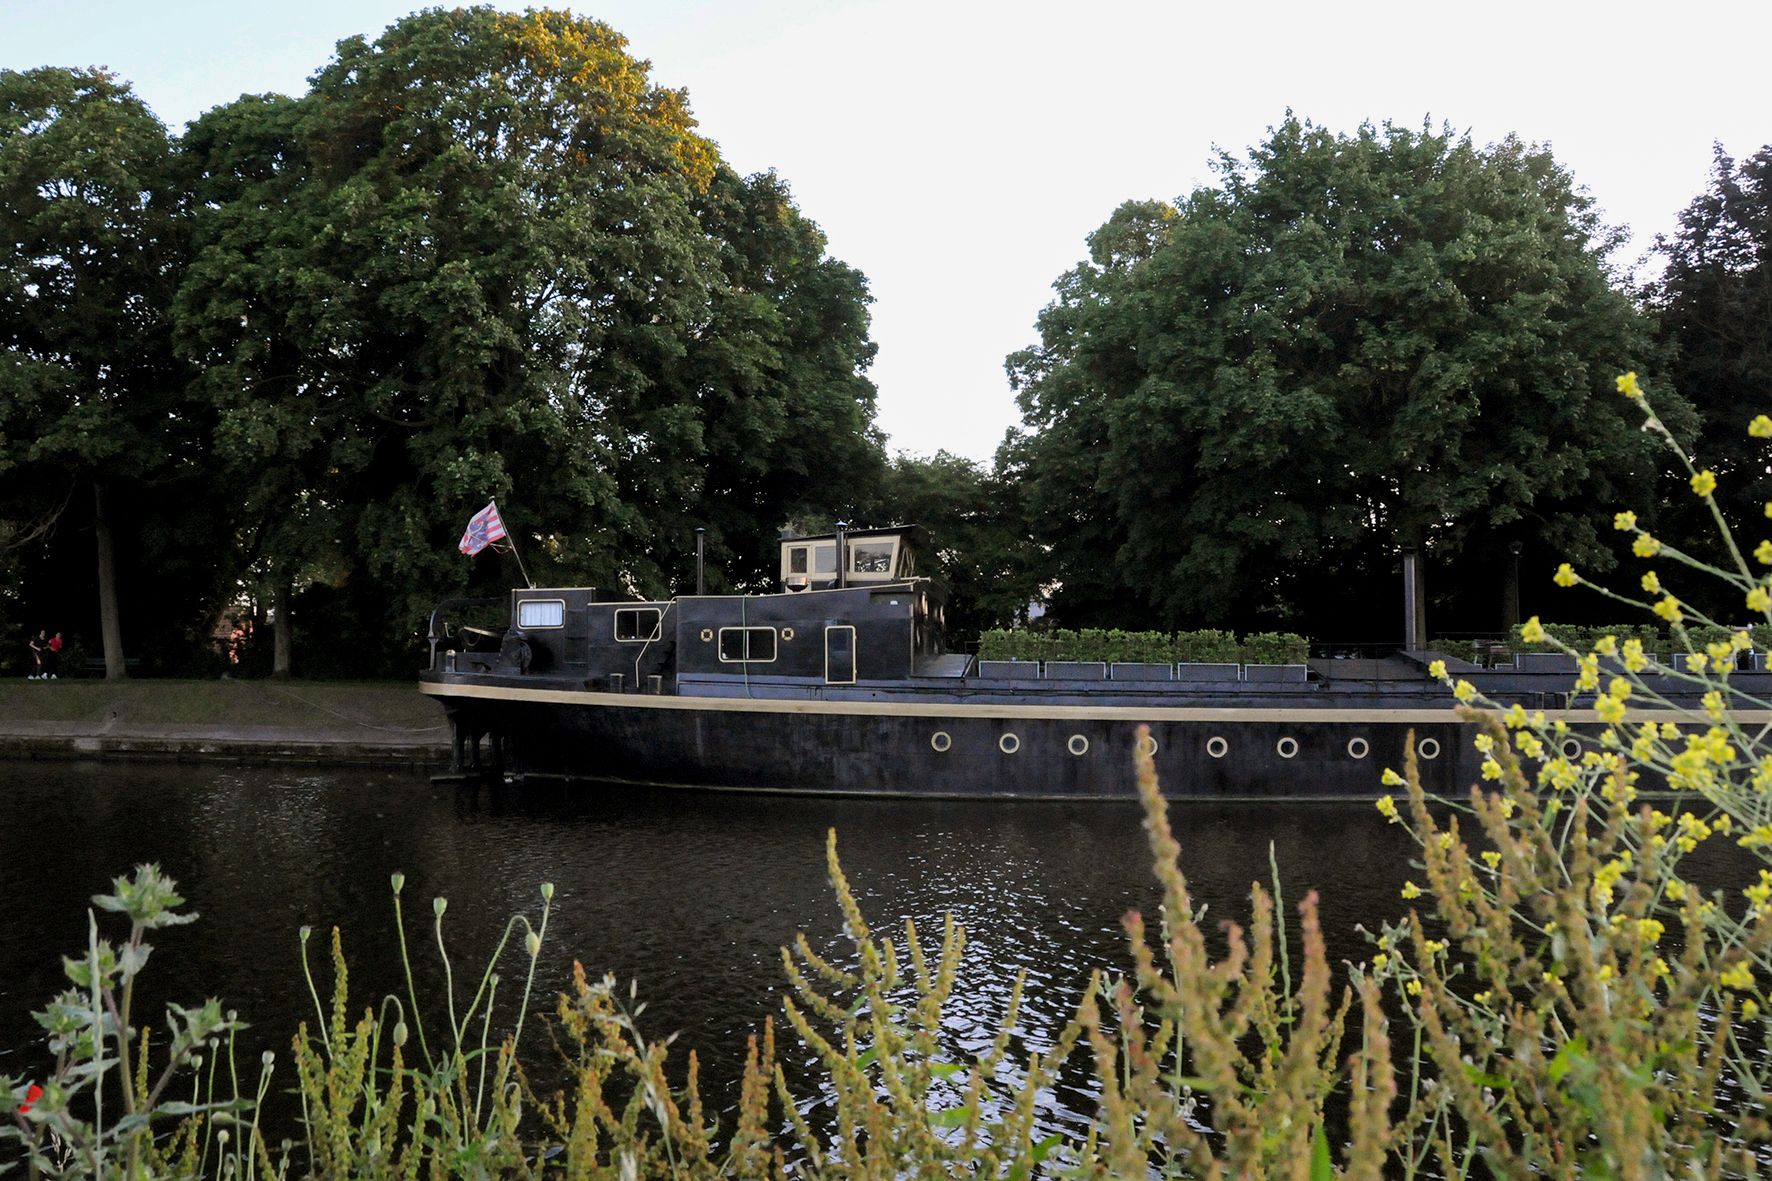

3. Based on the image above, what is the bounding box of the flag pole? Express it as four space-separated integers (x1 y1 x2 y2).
492 499 534 589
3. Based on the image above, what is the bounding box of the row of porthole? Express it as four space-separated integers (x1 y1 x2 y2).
922 732 1577 762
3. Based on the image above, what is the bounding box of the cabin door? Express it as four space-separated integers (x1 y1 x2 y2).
825 625 857 684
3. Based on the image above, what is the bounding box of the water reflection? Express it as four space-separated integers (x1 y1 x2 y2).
1 760 1426 1127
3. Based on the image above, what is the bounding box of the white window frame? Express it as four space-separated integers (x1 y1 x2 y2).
718 626 778 664
516 598 566 629
613 607 663 643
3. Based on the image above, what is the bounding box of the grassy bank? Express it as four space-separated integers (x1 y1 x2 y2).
0 678 442 731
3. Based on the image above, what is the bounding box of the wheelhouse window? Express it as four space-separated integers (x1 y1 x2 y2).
614 607 662 642
850 542 894 575
516 599 565 629
718 626 778 663
788 547 809 574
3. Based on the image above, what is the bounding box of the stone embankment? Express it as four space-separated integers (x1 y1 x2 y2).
0 679 449 769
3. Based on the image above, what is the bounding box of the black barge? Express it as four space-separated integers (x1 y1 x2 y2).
420 526 1756 799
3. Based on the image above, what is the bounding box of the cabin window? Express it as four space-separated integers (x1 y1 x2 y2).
718 626 778 663
813 543 837 573
614 607 663 642
516 599 565 629
851 542 894 575
788 547 809 574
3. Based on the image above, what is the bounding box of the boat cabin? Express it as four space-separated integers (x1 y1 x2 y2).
778 525 927 591
442 524 948 691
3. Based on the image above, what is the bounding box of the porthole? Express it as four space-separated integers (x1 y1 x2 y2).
999 733 1021 755
1560 737 1582 760
1137 734 1159 756
1205 735 1228 759
1276 736 1299 760
699 628 714 642
930 731 952 753
1068 734 1090 756
1418 737 1441 761
1347 737 1370 760
781 627 796 641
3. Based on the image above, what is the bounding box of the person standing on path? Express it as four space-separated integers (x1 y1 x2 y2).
45 632 62 678
28 630 45 679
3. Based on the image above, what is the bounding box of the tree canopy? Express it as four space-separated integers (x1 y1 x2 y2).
1005 116 1689 639
1655 143 1772 533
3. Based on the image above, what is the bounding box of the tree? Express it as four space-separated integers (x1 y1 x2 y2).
1005 117 1686 641
175 8 882 671
1656 143 1772 533
850 451 1040 642
0 67 202 677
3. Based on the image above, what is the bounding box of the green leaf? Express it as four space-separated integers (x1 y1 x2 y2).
1310 1124 1333 1181
928 1105 974 1129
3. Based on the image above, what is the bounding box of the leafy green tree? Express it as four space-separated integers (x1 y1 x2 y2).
1006 117 1687 641
1655 143 1772 532
175 8 881 670
0 67 206 677
850 451 1040 642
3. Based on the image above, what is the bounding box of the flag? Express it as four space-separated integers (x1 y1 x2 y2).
459 501 508 556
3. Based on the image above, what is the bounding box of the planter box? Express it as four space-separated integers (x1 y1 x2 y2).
1111 662 1174 681
1242 663 1308 683
1044 661 1108 680
1515 653 1577 674
1174 662 1241 681
977 660 1039 679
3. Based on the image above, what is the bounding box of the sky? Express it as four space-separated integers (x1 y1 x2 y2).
5 0 1770 462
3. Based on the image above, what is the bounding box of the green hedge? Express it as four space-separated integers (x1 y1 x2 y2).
1509 622 1772 655
978 627 1309 666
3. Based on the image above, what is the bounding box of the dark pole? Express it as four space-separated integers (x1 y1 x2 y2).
695 527 706 595
1504 540 1523 632
834 520 848 590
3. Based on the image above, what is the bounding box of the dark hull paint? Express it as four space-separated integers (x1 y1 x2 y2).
423 680 1488 799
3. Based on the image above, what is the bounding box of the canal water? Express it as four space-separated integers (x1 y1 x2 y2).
1 759 1422 1130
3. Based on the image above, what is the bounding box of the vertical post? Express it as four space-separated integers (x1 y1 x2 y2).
834 521 848 590
1503 540 1523 632
695 527 706 595
1402 546 1420 653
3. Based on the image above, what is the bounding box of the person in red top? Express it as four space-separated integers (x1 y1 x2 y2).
45 632 63 679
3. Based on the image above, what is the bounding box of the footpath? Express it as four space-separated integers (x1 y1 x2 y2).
0 679 450 769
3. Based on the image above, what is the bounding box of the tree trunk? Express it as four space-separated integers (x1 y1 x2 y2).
272 577 293 680
93 480 127 679
1502 546 1522 632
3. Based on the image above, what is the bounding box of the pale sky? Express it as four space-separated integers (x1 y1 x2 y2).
5 0 1769 462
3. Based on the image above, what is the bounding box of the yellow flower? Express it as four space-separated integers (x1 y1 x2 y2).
1719 960 1755 992
1376 794 1399 821
1752 414 1772 438
1554 562 1578 587
1691 469 1718 498
1520 616 1546 644
1746 999 1762 1020
1751 586 1772 614
1371 952 1388 970
1622 638 1648 672
1382 768 1404 787
1595 694 1626 725
1686 652 1708 674
1401 880 1422 900
1481 849 1502 869
1481 758 1502 780
1704 690 1726 722
1607 677 1632 702
1593 634 1618 657
1633 534 1662 558
1613 509 1637 531
1653 596 1684 624
1756 540 1772 566
1405 979 1422 997
1641 570 1661 595
1428 659 1447 681
1453 679 1477 703
1616 371 1643 399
